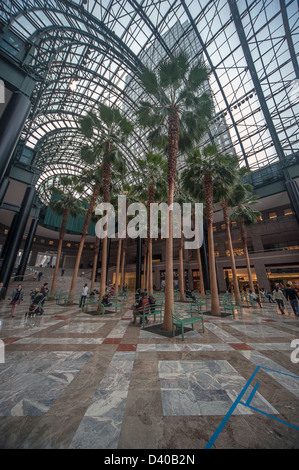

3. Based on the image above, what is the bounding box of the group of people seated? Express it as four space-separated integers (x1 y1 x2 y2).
101 284 115 307
131 290 156 324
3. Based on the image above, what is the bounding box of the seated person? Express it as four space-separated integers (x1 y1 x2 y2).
132 291 149 324
102 294 112 307
108 285 114 296
148 294 156 313
260 288 275 303
185 288 196 302
248 289 262 308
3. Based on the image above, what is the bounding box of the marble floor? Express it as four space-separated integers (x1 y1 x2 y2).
0 291 299 450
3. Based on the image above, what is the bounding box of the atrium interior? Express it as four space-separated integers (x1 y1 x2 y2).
0 0 298 451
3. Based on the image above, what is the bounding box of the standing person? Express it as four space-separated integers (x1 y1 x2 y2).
9 284 24 318
285 282 299 316
272 285 286 315
40 282 49 297
38 271 43 282
249 289 263 308
0 282 6 301
79 283 89 308
40 283 49 305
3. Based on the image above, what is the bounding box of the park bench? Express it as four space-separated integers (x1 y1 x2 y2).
171 305 204 341
134 301 164 328
241 293 258 308
222 297 242 318
82 294 124 315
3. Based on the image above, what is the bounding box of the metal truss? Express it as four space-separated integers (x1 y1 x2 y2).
0 0 298 203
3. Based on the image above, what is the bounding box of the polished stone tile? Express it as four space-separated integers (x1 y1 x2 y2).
0 293 298 449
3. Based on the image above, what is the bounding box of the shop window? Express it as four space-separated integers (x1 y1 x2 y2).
221 224 225 230
213 226 216 232
66 243 71 247
284 208 294 216
269 212 277 219
49 240 54 245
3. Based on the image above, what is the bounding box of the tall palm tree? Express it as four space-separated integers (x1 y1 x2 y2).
230 186 261 292
78 104 133 304
173 176 190 302
182 145 235 315
117 183 140 291
67 168 103 304
48 177 86 299
213 154 248 305
138 52 213 331
133 152 168 295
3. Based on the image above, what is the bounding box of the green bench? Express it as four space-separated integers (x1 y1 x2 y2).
135 301 163 328
54 292 81 306
171 306 204 341
241 293 258 308
82 295 124 315
222 298 242 318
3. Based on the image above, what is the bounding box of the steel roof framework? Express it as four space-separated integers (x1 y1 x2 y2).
0 0 298 203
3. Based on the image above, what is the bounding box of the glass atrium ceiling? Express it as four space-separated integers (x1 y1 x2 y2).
0 0 298 203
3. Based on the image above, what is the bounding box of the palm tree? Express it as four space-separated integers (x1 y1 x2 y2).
182 145 235 315
77 104 133 304
48 176 86 299
213 154 248 305
133 152 168 295
138 52 213 331
118 183 139 292
173 176 190 302
230 186 261 292
67 168 103 304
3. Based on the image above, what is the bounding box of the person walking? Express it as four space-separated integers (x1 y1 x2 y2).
285 282 299 316
9 284 24 317
272 285 286 315
79 283 89 308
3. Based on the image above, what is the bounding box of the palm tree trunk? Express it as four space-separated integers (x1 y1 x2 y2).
204 172 221 316
179 220 185 301
98 157 111 301
114 237 122 294
148 182 154 296
67 182 101 304
240 218 254 292
163 180 175 331
163 108 179 331
222 200 242 305
196 248 205 297
148 239 153 294
120 225 128 290
49 208 69 299
90 236 100 292
143 242 147 291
